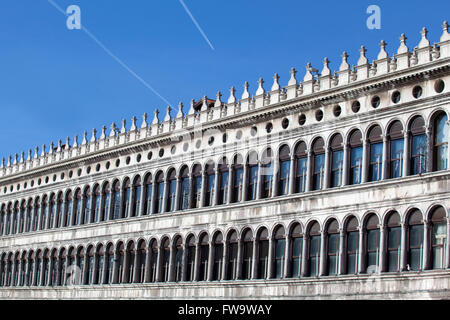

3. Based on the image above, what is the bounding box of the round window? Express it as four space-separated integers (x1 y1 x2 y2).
412 86 423 99
391 91 401 104
333 105 341 117
435 80 445 93
351 101 360 113
298 114 306 125
315 110 323 122
371 96 380 108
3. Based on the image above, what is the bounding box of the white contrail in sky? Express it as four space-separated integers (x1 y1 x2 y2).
178 0 215 50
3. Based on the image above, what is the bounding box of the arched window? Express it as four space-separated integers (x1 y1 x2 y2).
27 252 34 286
212 232 224 281
241 229 253 280
154 172 164 214
312 138 325 190
111 181 121 220
66 248 76 285
368 125 383 182
55 193 63 228
204 162 216 207
143 174 152 215
136 241 146 283
82 187 91 225
294 142 308 193
433 112 449 171
0 206 5 235
246 152 258 201
48 195 56 229
278 146 291 196
179 167 190 210
386 212 401 272
12 202 19 234
345 217 359 274
273 226 286 279
92 185 101 223
161 238 170 282
96 245 104 285
0 255 5 286
116 243 124 284
39 197 47 231
406 210 424 271
58 249 66 286
50 250 58 286
64 191 73 227
289 223 303 278
19 201 26 233
131 176 141 217
307 222 321 277
226 230 239 280
5 204 12 235
198 233 209 281
174 237 183 282
430 207 447 269
260 149 273 199
387 121 404 178
166 169 177 212
73 189 82 226
326 219 339 276
32 198 40 231
409 116 427 175
149 240 158 282
232 155 244 202
121 179 131 219
105 245 114 284
6 254 12 286
85 247 95 285
77 247 85 285
35 251 42 286
185 235 196 282
26 200 33 232
330 134 344 188
217 159 229 205
349 130 363 185
13 254 20 286
192 165 202 209
257 228 269 279
126 243 135 283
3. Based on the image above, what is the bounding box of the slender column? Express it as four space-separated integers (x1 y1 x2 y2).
121 251 129 283
132 251 139 283
403 131 410 177
426 126 433 173
139 182 146 216
117 188 125 219
16 260 22 286
221 241 227 280
187 174 194 209
338 230 345 275
358 228 365 273
256 162 263 200
31 260 38 286
272 158 279 197
174 178 181 211
90 254 98 285
168 246 175 282
284 236 291 278
251 239 258 279
199 171 205 208
361 139 369 183
155 247 162 282
342 143 349 186
144 249 151 283
379 226 386 273
111 253 119 284
267 238 274 279
242 165 248 202
305 151 312 192
301 236 308 277
289 155 296 194
213 165 220 206
44 205 50 230
226 166 233 204
400 223 407 271
207 242 214 281
192 244 200 281
323 147 331 189
36 207 42 232
423 221 430 270
381 135 388 180
150 177 157 214
161 181 169 213
180 245 187 282
319 232 326 276
235 240 242 279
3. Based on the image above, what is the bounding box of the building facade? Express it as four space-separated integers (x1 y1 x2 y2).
0 23 450 299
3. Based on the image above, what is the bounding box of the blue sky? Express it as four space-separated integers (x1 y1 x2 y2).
0 0 448 160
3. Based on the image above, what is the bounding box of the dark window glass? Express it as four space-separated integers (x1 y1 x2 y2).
247 165 258 201
346 232 359 274
387 227 401 272
258 240 269 279
327 233 339 275
242 241 253 280
233 168 244 202
432 222 447 269
274 239 286 278
411 134 427 175
295 157 307 193
369 142 383 182
205 173 215 207
313 154 325 190
408 224 423 271
218 171 229 205
279 161 291 196
180 178 189 210
434 114 449 171
350 147 363 185
390 139 404 178
309 236 320 276
331 150 344 188
291 237 302 277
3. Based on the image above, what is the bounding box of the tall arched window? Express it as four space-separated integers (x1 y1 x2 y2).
307 222 321 277
406 209 424 271
217 159 229 205
96 245 104 285
121 179 131 219
433 112 449 171
48 195 56 229
179 167 190 210
349 130 363 185
409 116 427 175
85 247 94 285
204 162 216 207
241 229 253 280
40 197 47 231
19 201 26 233
345 217 359 274
82 187 91 225
136 241 146 283
35 251 42 286
55 193 63 228
260 149 273 199
131 176 141 217
12 202 19 234
5 204 12 235
289 223 303 278
430 207 447 269
192 165 202 209
143 174 152 215
105 245 114 284
161 238 170 282
126 243 135 283
50 250 58 286
0 206 5 235
32 198 40 231
174 237 183 282
185 235 196 282
64 191 73 227
26 200 33 232
154 172 164 214
116 243 124 284
278 146 291 196
198 233 209 281
166 169 177 212
294 142 308 193
27 252 35 286
0 255 5 286
73 189 82 226
226 230 239 280
67 248 76 285
312 138 325 190
388 121 404 179
77 247 85 285
212 232 224 281
232 155 244 202
58 249 66 286
149 240 158 282
368 125 383 182
92 185 101 223
6 254 12 286
246 152 258 201
386 212 401 272
273 226 286 279
326 219 340 276
257 228 269 279
13 254 20 286
111 181 121 220
330 134 344 188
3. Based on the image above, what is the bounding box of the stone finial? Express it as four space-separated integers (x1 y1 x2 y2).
41 144 46 157
418 27 430 48
141 113 148 128
7 155 11 166
188 99 195 115
410 48 418 65
120 119 126 133
20 151 24 163
130 116 137 131
339 52 350 71
288 68 297 86
201 96 208 112
321 58 331 76
256 78 265 95
57 140 62 152
164 106 172 121
358 46 368 65
441 21 450 42
271 73 280 91
14 153 18 165
65 137 71 149
214 92 222 108
34 147 39 159
377 40 388 59
109 123 117 137
49 142 54 154
82 131 88 145
432 43 440 59
73 135 78 147
100 126 107 139
0 158 4 168
241 81 250 99
369 61 377 76
389 55 397 71
27 149 32 161
228 86 236 104
177 102 184 118
152 109 160 124
397 34 409 54
90 129 97 142
304 62 314 81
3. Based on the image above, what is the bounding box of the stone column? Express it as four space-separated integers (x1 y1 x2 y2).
251 239 258 279
207 242 214 281
235 240 242 280
400 223 407 271
379 225 386 273
199 171 206 208
272 159 279 197
168 246 175 282
91 254 98 285
139 181 146 216
403 131 410 177
111 253 119 284
358 228 365 273
221 241 227 280
174 178 181 211
16 260 22 286
187 174 194 209
144 249 151 283
342 143 349 186
193 244 200 282
338 230 345 275
423 221 430 270
213 166 220 206
284 236 291 278
301 236 308 277
256 162 263 200
361 139 369 183
305 151 312 192
161 181 169 213
323 147 331 189
319 232 326 276
381 135 388 180
227 166 233 204
155 247 162 282
426 126 433 173
122 251 129 283
267 238 274 279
